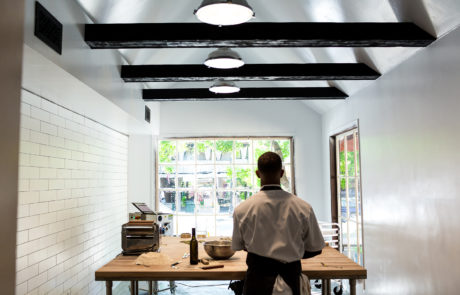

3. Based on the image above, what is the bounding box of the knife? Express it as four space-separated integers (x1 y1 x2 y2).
201 265 224 270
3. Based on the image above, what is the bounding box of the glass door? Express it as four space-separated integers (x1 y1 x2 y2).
336 129 364 265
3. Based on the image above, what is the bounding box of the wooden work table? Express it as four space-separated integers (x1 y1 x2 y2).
96 237 366 295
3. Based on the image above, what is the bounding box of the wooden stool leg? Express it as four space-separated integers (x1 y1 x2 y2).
106 281 112 295
350 279 356 295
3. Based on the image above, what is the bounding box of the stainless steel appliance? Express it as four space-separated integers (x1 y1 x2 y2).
154 213 174 236
121 221 160 255
129 202 174 236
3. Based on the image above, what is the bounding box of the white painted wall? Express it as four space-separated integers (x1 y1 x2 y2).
19 1 162 291
21 0 161 222
19 12 161 294
160 101 326 219
128 134 155 210
0 0 24 293
23 0 149 131
22 45 149 136
322 25 460 294
22 17 162 228
17 90 128 294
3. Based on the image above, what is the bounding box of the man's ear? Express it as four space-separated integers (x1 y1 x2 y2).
280 169 285 178
256 170 261 179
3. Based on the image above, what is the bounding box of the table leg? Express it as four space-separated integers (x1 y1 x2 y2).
321 279 331 295
350 279 356 295
130 281 135 295
169 281 176 294
105 281 112 295
153 281 158 295
148 281 153 295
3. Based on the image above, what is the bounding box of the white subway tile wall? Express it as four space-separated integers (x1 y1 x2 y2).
17 91 128 295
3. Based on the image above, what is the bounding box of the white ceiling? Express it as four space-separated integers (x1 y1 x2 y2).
76 0 460 114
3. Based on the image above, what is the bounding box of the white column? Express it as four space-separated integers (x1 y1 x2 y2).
0 0 24 292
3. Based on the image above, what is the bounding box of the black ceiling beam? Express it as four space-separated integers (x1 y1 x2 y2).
122 63 380 82
142 87 348 101
85 22 435 49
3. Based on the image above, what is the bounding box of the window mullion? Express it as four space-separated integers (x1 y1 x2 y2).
336 137 342 253
175 140 179 235
353 131 362 265
233 140 236 217
194 139 197 232
344 135 351 259
213 140 217 235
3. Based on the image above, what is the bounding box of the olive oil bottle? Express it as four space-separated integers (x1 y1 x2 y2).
190 228 199 265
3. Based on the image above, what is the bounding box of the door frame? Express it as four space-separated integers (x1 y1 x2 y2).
328 121 359 223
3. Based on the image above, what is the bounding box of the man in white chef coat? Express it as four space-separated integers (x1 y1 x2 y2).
232 152 325 295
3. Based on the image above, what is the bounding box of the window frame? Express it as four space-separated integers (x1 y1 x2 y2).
330 125 365 267
155 136 296 236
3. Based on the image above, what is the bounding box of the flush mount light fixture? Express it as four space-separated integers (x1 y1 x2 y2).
209 80 240 94
204 48 245 69
194 0 255 26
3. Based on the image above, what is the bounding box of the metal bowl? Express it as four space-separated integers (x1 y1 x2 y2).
203 240 235 260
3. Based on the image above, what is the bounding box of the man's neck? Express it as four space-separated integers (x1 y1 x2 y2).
260 184 282 191
261 183 281 187
260 180 281 187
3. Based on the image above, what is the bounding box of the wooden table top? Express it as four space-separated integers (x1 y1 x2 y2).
95 237 367 281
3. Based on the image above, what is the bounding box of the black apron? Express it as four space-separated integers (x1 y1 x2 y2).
244 252 301 295
243 185 301 295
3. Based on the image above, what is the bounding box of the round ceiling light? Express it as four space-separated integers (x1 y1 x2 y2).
204 48 245 69
194 0 255 26
209 81 240 94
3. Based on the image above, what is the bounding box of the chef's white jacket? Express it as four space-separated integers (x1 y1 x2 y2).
232 186 325 263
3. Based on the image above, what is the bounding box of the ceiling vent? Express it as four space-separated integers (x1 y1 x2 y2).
145 106 151 123
34 1 63 55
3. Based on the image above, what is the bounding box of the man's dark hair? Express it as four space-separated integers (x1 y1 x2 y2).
257 152 282 174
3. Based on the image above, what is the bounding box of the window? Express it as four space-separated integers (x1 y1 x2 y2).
157 137 294 236
334 128 364 265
